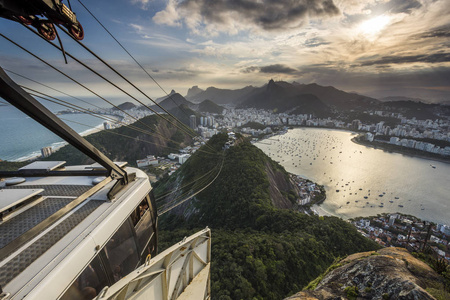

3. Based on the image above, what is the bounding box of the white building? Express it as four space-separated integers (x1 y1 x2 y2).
41 146 53 158
168 153 179 160
136 155 158 168
178 154 190 164
390 137 399 145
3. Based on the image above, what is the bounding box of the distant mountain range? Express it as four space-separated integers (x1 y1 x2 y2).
183 80 448 119
186 85 255 104
185 79 379 116
118 80 448 120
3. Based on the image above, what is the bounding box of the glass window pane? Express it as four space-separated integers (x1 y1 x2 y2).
104 220 139 282
60 255 109 300
131 198 150 226
135 210 153 252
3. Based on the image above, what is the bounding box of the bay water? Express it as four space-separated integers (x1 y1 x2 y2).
0 104 105 161
255 128 450 225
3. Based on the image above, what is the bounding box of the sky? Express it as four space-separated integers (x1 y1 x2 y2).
0 0 449 103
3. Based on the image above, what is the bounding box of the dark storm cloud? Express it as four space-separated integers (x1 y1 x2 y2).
179 0 340 30
260 64 298 74
360 53 450 66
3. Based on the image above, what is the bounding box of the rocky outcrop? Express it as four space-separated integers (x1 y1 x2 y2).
286 248 442 300
264 161 295 209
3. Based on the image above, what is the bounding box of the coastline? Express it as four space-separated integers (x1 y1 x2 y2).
351 136 450 165
14 123 105 162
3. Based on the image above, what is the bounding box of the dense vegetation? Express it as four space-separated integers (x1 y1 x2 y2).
0 160 28 171
156 133 380 299
198 99 225 114
45 115 192 166
240 121 267 130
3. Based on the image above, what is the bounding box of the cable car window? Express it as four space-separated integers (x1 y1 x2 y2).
104 220 139 282
131 198 149 226
60 255 109 300
135 208 153 253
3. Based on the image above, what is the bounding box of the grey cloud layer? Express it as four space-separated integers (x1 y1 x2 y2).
418 25 450 39
178 0 340 30
360 53 450 66
386 0 421 14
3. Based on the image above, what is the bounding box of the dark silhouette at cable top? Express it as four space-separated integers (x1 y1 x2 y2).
0 0 83 40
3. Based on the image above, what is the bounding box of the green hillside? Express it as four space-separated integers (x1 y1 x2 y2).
198 99 225 114
46 114 192 166
155 133 380 300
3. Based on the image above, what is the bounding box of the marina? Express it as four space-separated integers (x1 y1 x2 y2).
255 127 450 225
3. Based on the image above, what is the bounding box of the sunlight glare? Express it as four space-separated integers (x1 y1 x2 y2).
359 15 390 36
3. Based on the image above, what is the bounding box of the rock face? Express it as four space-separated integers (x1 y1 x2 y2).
286 248 441 300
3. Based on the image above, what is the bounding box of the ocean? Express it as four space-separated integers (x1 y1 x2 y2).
0 104 105 161
255 127 450 226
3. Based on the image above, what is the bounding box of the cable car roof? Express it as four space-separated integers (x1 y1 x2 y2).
0 163 152 299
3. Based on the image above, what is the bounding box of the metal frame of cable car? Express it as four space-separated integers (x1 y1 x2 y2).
0 0 83 40
0 67 129 200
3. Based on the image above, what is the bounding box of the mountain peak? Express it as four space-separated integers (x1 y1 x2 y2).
267 79 276 90
186 85 204 99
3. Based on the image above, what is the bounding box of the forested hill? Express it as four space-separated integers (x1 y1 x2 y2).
45 115 192 166
155 133 380 300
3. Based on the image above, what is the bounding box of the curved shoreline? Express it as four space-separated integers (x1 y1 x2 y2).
261 126 449 164
351 136 450 165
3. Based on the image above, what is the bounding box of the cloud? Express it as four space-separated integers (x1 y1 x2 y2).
131 0 151 10
153 0 340 35
242 66 260 73
386 0 421 14
304 37 330 47
417 25 450 39
360 53 450 66
152 0 182 27
242 64 298 74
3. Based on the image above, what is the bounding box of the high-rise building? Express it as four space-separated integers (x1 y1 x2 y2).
41 146 53 158
189 115 197 129
351 119 361 130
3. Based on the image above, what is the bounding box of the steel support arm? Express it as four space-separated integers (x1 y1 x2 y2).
0 67 128 189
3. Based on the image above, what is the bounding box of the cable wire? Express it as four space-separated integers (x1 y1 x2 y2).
158 151 225 216
0 33 174 143
13 25 217 153
53 24 203 143
24 87 217 155
155 163 219 202
76 0 193 121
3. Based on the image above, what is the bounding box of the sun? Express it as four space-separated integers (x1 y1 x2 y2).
359 15 390 37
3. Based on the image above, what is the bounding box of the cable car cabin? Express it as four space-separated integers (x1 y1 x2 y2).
0 0 83 40
0 161 158 300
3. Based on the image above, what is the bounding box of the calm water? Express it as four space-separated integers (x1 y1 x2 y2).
0 104 104 161
255 128 450 225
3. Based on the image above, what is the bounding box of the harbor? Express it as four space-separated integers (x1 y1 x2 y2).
255 127 450 226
